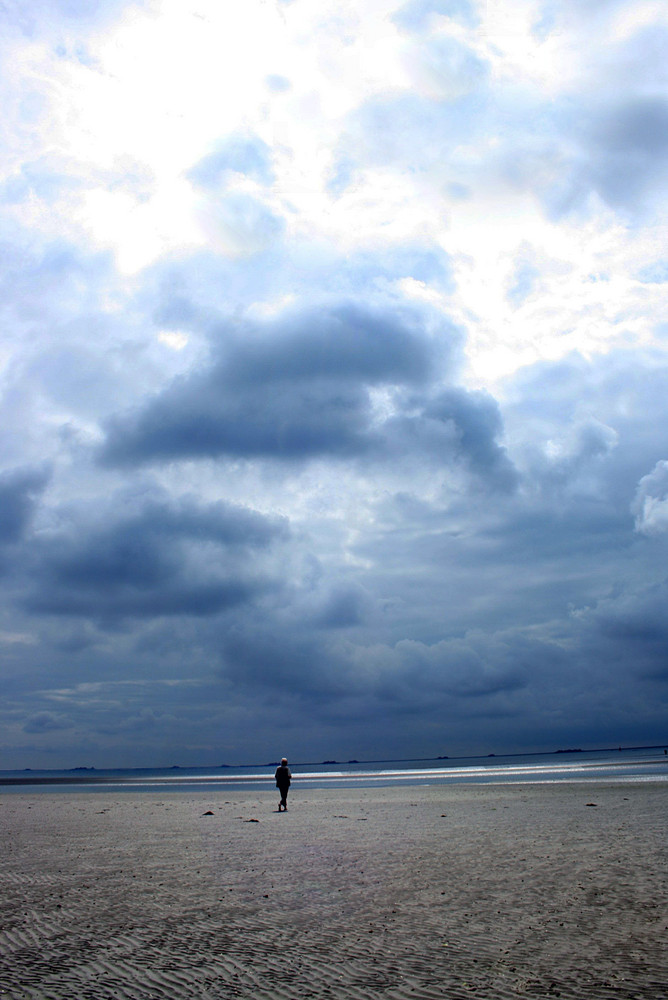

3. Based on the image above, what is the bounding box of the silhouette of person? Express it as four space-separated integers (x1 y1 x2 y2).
275 757 292 811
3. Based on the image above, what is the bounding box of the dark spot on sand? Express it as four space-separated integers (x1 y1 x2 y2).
202 810 215 816
586 803 597 807
245 818 260 823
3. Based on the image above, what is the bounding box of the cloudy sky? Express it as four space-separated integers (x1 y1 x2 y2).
2 0 667 769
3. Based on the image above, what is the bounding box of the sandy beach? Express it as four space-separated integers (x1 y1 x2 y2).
1 782 666 999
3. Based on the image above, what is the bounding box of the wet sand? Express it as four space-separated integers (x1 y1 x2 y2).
1 782 666 999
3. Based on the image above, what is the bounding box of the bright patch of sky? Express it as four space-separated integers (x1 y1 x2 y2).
5 0 666 379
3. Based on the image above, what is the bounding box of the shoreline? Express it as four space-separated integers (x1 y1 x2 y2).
2 782 666 999
1 749 666 792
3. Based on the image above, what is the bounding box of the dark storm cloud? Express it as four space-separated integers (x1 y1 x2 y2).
22 493 288 621
422 388 518 488
296 344 668 740
535 94 668 219
0 466 50 546
584 97 668 209
377 390 518 492
98 299 518 487
100 301 465 463
6 325 668 760
598 98 668 159
27 579 253 620
218 303 435 385
217 623 530 724
570 580 668 686
1 242 663 764
23 711 70 733
102 371 370 463
308 583 371 629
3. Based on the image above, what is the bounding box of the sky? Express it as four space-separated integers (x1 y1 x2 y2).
1 0 668 769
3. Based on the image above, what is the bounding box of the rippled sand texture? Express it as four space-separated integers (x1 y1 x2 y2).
1 783 666 999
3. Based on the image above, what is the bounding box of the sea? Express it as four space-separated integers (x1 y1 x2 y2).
1 745 667 794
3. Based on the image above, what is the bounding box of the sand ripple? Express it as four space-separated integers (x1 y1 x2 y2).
0 784 666 998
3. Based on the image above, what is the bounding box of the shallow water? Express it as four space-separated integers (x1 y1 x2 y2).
1 745 667 793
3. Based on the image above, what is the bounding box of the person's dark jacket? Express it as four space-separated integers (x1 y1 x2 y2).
275 764 291 789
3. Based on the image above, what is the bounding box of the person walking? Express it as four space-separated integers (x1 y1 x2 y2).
275 757 292 812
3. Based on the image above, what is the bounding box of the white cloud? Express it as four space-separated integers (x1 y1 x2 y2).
633 460 668 535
